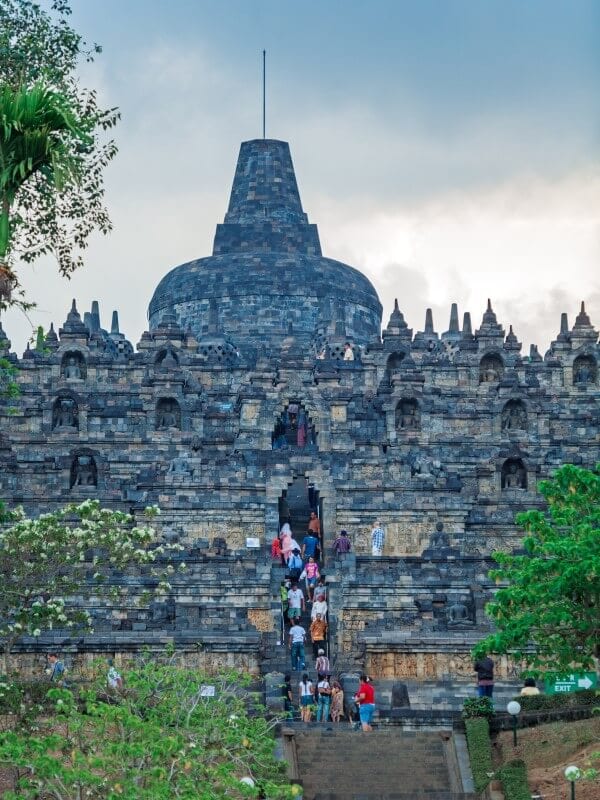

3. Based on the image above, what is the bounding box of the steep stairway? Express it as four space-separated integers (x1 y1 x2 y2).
294 727 476 800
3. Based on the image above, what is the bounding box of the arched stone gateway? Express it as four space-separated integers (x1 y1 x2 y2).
271 401 317 450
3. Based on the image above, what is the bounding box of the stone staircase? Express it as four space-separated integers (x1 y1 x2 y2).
294 727 476 800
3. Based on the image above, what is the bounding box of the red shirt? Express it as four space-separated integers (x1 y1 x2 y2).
357 682 374 704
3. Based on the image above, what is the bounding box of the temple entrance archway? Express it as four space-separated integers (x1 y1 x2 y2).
278 476 322 557
271 401 317 450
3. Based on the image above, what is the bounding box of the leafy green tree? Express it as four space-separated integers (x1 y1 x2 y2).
0 500 180 670
0 0 119 307
474 464 600 675
0 656 297 799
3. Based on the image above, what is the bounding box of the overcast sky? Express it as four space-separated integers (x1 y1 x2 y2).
5 0 600 353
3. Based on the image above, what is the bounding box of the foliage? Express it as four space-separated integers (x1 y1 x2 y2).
0 356 18 399
474 464 600 675
0 656 296 799
0 0 119 307
462 696 495 720
515 689 598 712
464 717 494 793
498 760 530 800
0 500 180 659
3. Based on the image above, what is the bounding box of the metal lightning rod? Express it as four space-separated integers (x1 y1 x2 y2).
262 49 266 139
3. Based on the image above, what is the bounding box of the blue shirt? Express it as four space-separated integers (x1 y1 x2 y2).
303 535 318 557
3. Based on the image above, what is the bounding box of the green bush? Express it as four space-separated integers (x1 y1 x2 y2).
464 717 494 793
462 696 495 719
499 759 530 800
0 680 53 714
516 689 597 712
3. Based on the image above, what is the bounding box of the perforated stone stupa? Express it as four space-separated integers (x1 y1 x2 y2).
0 138 598 693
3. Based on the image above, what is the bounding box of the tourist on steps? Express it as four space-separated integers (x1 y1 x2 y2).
279 523 293 562
313 576 327 602
332 529 351 555
314 647 330 676
287 582 305 624
473 654 494 698
371 520 385 556
287 549 304 581
300 556 320 600
316 675 332 722
330 680 344 723
282 674 294 719
299 674 314 723
310 616 328 659
288 621 307 671
307 510 321 536
311 594 327 622
355 674 376 732
302 525 319 562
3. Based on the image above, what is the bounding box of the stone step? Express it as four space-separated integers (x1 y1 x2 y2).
294 729 467 800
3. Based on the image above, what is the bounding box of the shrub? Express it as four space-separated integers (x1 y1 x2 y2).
462 696 495 719
499 759 531 800
0 680 54 715
464 717 494 793
516 689 597 712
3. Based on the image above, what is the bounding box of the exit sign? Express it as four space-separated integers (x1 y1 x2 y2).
545 673 597 695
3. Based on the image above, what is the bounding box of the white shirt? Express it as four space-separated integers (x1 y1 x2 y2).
317 679 331 695
289 624 306 644
288 588 304 609
299 680 313 697
311 599 327 620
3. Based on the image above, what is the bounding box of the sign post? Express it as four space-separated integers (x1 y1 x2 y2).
545 673 597 695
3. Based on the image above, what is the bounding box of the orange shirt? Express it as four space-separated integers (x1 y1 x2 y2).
310 618 327 641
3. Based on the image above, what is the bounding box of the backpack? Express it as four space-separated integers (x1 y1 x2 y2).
289 554 303 570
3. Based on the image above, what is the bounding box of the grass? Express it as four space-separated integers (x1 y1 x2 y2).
494 717 600 770
494 717 600 800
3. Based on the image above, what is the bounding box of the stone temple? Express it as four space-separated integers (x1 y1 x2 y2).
1 138 598 707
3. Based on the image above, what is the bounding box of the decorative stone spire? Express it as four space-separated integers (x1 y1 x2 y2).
212 139 321 257
383 299 412 342
475 298 504 340
424 308 434 334
442 303 461 343
111 310 120 335
44 323 59 351
449 303 459 333
0 321 11 353
59 299 89 339
503 324 521 352
462 312 472 337
412 308 438 350
458 311 477 351
574 301 591 328
571 300 597 346
529 343 542 362
482 298 496 325
90 300 101 333
22 342 34 360
153 311 185 342
557 312 570 342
